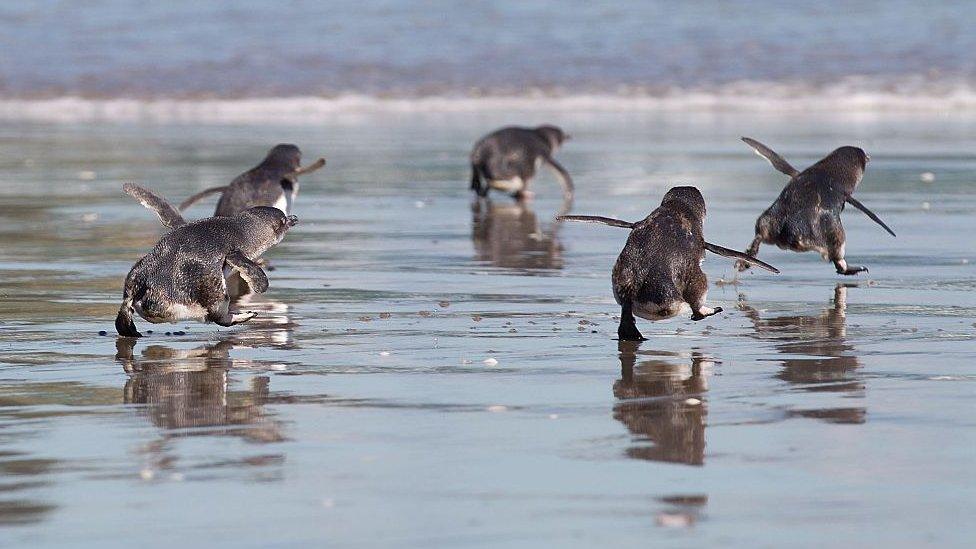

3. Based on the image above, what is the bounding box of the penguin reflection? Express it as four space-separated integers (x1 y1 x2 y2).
116 337 285 443
471 199 567 270
738 284 865 424
613 341 712 466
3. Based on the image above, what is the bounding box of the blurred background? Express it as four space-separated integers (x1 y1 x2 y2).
1 0 975 120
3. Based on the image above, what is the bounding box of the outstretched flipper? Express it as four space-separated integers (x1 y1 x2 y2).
290 157 326 177
845 196 896 237
179 186 229 211
557 215 635 229
224 251 269 293
123 183 187 228
543 155 574 201
741 137 799 177
704 242 780 273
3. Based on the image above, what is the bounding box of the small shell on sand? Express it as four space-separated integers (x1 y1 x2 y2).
655 512 694 528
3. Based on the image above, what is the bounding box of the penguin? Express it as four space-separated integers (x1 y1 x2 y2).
179 144 325 216
560 186 779 341
736 137 895 275
116 183 298 338
179 144 321 296
469 125 573 201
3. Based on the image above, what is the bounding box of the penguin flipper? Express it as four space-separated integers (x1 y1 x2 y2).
741 137 800 177
123 183 187 228
291 157 326 177
557 215 635 229
845 196 896 237
178 185 229 211
704 242 781 273
224 251 269 293
543 155 574 201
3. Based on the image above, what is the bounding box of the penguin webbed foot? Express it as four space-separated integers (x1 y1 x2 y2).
617 325 646 342
691 306 723 321
617 303 645 341
115 307 143 338
837 265 869 276
231 311 259 325
209 310 258 327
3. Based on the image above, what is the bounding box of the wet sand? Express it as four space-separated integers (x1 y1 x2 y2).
0 111 974 547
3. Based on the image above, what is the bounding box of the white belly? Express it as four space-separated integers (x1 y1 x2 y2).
633 301 690 321
273 194 289 214
135 301 209 323
489 177 525 193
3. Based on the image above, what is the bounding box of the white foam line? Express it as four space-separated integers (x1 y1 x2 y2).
4 78 976 123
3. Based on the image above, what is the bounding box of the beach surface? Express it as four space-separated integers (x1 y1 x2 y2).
0 110 974 547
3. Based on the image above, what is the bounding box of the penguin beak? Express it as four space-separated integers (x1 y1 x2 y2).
286 215 298 227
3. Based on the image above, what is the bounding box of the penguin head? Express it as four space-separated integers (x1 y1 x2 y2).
815 146 869 192
660 186 706 221
239 206 299 251
261 144 302 171
535 125 569 150
826 146 869 170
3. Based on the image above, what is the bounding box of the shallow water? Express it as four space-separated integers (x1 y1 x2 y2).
0 112 974 547
1 1 974 97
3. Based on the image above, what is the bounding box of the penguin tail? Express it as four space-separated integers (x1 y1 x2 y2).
115 298 142 338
